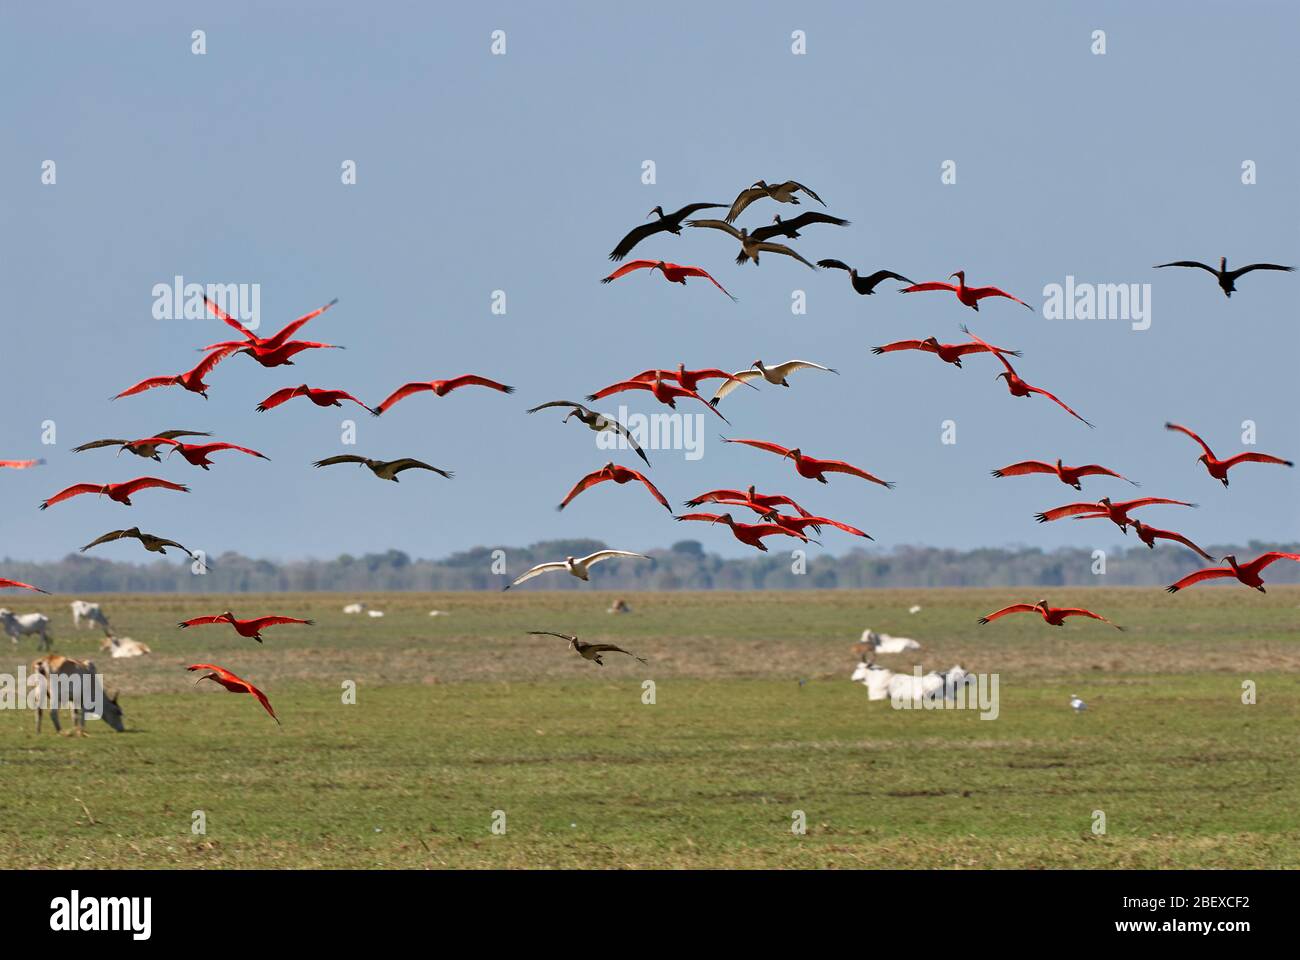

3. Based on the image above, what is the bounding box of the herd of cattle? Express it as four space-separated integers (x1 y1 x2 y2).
1 599 150 659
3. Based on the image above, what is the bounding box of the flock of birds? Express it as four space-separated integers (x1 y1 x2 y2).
2 176 1297 721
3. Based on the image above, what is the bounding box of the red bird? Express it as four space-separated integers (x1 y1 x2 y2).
202 338 343 367
0 459 44 469
629 363 756 394
963 326 1093 427
1168 552 1300 593
721 438 894 488
588 373 729 422
1129 519 1212 561
187 664 280 724
113 346 234 400
767 513 872 539
256 385 377 415
901 270 1032 311
684 486 816 519
204 294 338 352
872 336 1021 368
558 462 671 512
0 578 48 594
148 439 269 469
1164 422 1293 487
1035 495 1196 531
376 375 514 415
178 611 314 643
601 260 737 301
978 600 1122 629
992 458 1137 490
40 477 189 510
676 512 813 551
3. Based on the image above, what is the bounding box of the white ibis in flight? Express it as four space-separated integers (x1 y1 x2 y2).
1164 422 1293 486
504 550 650 590
724 180 825 223
607 202 726 261
684 219 817 269
710 360 838 405
1154 257 1294 297
525 401 651 467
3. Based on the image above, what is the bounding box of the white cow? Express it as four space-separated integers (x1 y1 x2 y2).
0 608 52 651
100 635 151 658
428 610 448 617
70 600 109 631
856 629 921 655
853 660 973 704
343 602 368 614
851 659 896 701
366 609 385 618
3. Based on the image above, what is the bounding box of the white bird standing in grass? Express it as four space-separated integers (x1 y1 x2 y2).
503 550 649 590
710 360 838 405
1070 694 1087 712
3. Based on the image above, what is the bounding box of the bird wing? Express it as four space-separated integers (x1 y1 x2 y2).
203 295 259 341
900 281 958 294
1034 501 1104 523
376 382 432 414
750 212 849 241
1147 527 1213 561
1220 451 1293 469
246 681 281 723
0 578 49 593
506 562 567 588
968 285 1032 308
710 369 763 403
724 187 766 223
179 616 228 628
440 374 514 394
40 483 103 509
686 219 743 239
601 260 658 283
114 376 178 399
1072 464 1134 483
116 477 189 496
675 512 724 523
0 459 43 469
872 340 933 356
79 529 132 551
187 663 238 679
1023 383 1094 428
861 269 915 288
585 644 645 662
721 437 793 458
581 550 649 566
204 442 268 460
387 459 453 478
313 455 367 468
1154 260 1216 273
1057 608 1122 629
800 516 870 538
674 265 737 300
627 470 671 510
752 241 817 269
818 460 894 488
977 604 1039 624
767 360 837 378
1163 422 1215 458
70 438 128 452
188 345 237 380
790 182 824 205
587 380 648 402
604 419 650 466
527 630 578 642
1118 497 1195 510
247 616 313 630
958 325 1017 375
1245 552 1300 575
256 386 307 411
558 469 610 510
156 430 212 440
1166 567 1234 592
950 341 1020 358
258 299 339 351
816 259 851 272
526 400 583 414
683 489 747 507
1229 263 1295 279
992 460 1055 478
335 391 378 414
608 220 666 261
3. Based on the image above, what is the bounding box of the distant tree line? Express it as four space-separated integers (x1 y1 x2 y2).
3 538 1298 594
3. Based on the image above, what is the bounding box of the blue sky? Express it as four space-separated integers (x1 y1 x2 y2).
2 1 1297 563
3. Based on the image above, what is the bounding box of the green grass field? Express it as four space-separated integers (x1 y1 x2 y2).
2 587 1298 868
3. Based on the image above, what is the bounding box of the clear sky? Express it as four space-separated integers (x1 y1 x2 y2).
3 1 1297 563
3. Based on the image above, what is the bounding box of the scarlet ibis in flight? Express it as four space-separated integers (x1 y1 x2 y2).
1154 257 1294 297
0 458 44 469
588 373 729 422
1167 552 1300 593
80 527 203 562
991 458 1137 490
256 385 377 415
817 260 915 295
767 513 872 539
684 486 816 519
675 512 814 551
0 577 49 594
178 612 314 643
963 326 1093 427
201 338 343 367
901 271 1032 311
710 360 838 405
601 260 737 301
503 550 649 590
313 455 453 481
187 664 279 724
147 439 268 469
977 600 1122 630
204 294 338 350
724 180 825 223
558 462 670 512
1129 520 1212 561
525 401 651 467
1034 495 1196 531
113 346 234 400
39 477 189 510
684 219 817 269
722 438 894 488
749 212 849 241
1163 422 1293 487
607 202 725 261
527 631 647 665
873 336 1021 369
72 430 211 460
628 364 756 395
376 375 515 416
